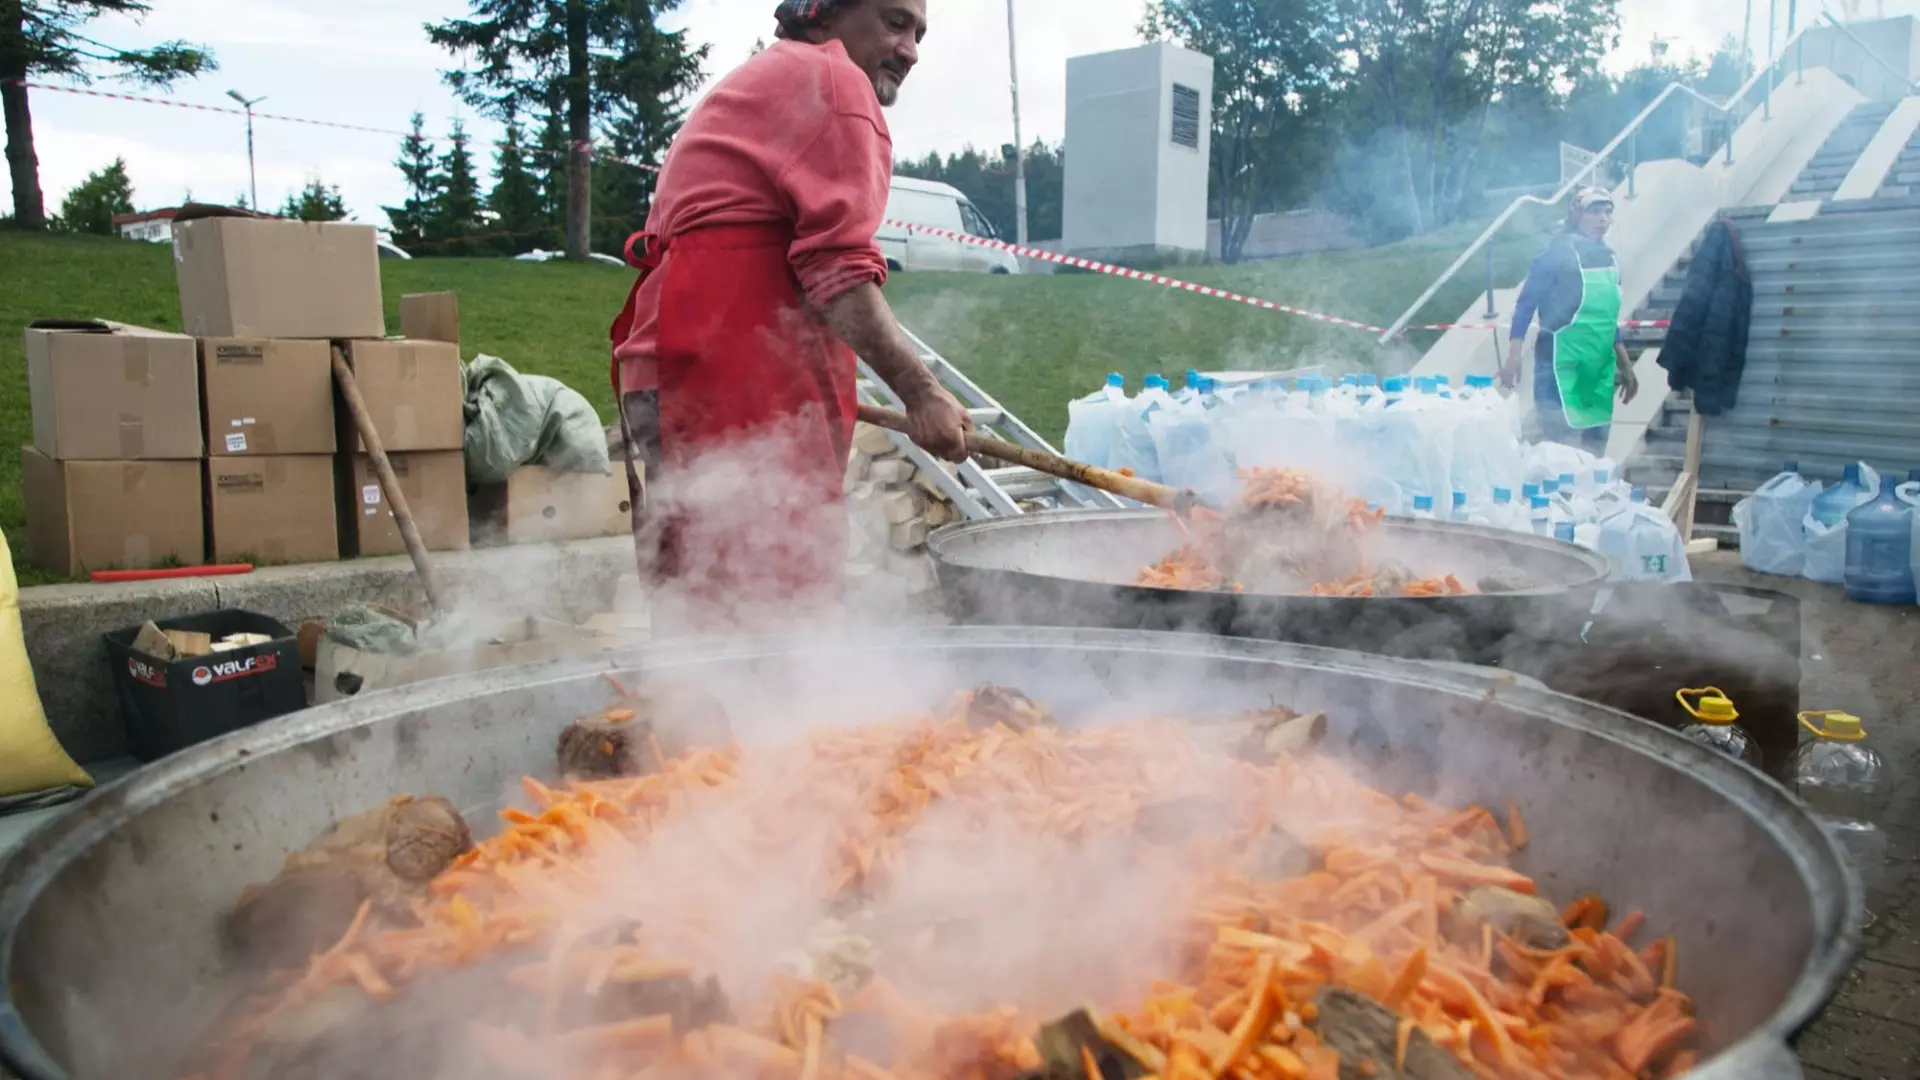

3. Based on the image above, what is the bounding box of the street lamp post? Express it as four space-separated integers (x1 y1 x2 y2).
226 90 266 211
1005 0 1028 246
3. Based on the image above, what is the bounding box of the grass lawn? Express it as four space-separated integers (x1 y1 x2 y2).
0 219 1545 580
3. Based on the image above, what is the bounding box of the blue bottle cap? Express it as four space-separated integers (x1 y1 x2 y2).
1631 487 1647 502
1543 479 1560 494
1106 373 1125 388
1413 495 1434 511
1532 496 1551 510
1783 460 1798 473
1452 491 1467 506
1185 368 1200 386
1554 523 1576 542
1523 482 1541 499
1146 374 1168 389
1494 487 1513 503
1844 462 1862 483
1558 473 1576 486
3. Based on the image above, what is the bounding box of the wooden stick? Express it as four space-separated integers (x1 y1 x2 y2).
854 403 1195 511
332 348 452 614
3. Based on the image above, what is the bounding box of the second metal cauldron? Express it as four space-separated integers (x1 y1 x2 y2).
928 510 1612 666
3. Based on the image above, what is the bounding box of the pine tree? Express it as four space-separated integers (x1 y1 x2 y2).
430 120 484 254
280 178 348 222
383 112 440 250
4 2 215 229
489 114 545 255
55 157 134 234
594 2 705 247
429 0 706 259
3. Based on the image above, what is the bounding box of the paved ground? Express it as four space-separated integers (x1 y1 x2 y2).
1683 554 1920 1080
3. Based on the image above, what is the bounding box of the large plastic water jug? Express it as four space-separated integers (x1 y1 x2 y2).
1792 710 1886 891
1844 482 1916 604
1734 461 1822 577
1064 373 1128 471
1804 462 1880 584
1811 463 1873 527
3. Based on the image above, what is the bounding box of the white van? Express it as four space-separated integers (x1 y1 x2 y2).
877 177 1020 275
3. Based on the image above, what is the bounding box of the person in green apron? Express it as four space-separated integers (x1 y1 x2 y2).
1499 187 1639 452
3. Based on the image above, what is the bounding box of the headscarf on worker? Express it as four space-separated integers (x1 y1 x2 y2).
1510 186 1625 449
774 0 861 39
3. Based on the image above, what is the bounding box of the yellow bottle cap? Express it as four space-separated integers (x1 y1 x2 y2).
1799 711 1866 741
1677 687 1739 724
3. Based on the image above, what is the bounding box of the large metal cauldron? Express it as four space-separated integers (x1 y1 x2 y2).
928 510 1612 665
0 629 1855 1080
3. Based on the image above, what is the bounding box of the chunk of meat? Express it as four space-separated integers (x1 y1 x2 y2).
1311 987 1472 1080
558 680 734 780
954 685 1056 734
226 796 474 970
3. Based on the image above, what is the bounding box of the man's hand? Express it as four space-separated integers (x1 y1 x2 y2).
1617 361 1640 405
1498 340 1525 391
901 385 972 463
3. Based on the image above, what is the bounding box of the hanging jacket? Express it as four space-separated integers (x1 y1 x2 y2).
1658 218 1753 416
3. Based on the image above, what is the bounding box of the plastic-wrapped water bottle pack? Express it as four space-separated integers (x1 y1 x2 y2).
1063 371 1693 583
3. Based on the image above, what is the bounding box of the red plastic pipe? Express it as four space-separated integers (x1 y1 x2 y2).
90 564 255 583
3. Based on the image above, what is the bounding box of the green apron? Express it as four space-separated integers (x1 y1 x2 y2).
1551 265 1622 430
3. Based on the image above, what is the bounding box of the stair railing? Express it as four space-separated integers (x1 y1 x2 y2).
1379 20 1828 344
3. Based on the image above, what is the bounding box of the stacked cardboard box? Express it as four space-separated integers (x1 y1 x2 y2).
22 322 206 576
172 215 469 560
171 214 387 566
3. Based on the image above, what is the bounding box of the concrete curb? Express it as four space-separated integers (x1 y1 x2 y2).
21 536 637 764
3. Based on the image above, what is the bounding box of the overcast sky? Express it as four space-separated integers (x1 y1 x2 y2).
13 0 1891 225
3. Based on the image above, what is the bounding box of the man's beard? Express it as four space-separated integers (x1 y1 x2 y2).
874 72 901 107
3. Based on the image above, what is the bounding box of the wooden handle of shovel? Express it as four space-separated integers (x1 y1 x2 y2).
854 403 1193 512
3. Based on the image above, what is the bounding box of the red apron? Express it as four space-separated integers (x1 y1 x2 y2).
610 223 857 632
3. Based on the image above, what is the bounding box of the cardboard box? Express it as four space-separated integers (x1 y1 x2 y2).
26 321 203 460
207 456 339 564
335 340 464 453
314 616 619 704
173 216 385 339
470 466 633 546
201 338 336 456
340 452 470 557
399 292 460 345
21 449 204 575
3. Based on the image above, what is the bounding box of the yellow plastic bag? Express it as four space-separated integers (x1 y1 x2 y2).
0 532 92 799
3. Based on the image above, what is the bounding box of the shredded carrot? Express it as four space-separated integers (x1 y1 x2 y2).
191 694 1694 1080
1506 800 1529 850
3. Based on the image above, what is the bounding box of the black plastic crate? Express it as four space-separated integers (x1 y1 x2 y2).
103 610 306 762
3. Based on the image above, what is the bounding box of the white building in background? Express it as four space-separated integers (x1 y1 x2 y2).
1062 42 1214 267
112 209 179 243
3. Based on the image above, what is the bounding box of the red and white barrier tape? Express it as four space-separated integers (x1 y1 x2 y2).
15 80 1671 338
9 80 413 136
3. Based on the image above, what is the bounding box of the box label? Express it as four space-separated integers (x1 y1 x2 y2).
127 656 167 689
225 433 248 453
216 472 265 496
189 653 280 687
362 484 381 506
215 344 266 364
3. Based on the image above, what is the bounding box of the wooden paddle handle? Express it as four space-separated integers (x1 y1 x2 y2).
854 403 1191 511
333 349 451 614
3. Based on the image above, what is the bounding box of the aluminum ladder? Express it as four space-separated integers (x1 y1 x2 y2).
855 327 1124 520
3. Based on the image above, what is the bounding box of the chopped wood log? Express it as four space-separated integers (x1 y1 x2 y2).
890 520 931 551
880 490 926 525
852 422 897 456
868 459 916 485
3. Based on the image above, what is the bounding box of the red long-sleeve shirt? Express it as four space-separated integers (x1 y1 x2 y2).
615 39 893 394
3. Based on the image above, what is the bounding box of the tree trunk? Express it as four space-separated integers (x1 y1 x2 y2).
1 0 46 230
563 0 592 260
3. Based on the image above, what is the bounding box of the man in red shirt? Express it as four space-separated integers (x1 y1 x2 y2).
611 0 969 633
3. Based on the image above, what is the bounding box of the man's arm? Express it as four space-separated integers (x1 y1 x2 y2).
823 283 971 462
